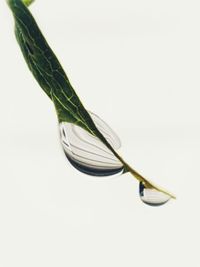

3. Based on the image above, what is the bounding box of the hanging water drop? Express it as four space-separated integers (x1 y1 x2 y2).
139 182 171 206
59 111 124 176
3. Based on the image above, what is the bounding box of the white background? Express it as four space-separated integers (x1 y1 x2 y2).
0 0 200 266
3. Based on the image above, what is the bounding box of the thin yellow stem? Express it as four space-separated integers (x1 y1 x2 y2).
101 137 176 199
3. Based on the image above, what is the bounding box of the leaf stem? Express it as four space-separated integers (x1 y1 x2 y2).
116 153 175 199
94 129 176 199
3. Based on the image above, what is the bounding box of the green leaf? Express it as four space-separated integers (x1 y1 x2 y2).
6 0 175 199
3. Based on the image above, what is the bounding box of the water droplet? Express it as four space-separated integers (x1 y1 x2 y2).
59 111 124 176
139 182 171 206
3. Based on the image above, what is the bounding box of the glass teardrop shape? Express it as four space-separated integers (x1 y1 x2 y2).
139 182 171 206
59 112 124 176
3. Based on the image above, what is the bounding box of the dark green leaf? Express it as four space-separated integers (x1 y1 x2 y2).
6 0 175 199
